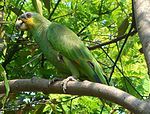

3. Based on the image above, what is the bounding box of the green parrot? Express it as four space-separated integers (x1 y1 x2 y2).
15 12 108 88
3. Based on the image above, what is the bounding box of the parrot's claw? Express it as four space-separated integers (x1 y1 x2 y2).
31 76 38 83
61 76 77 93
48 77 62 87
83 80 90 83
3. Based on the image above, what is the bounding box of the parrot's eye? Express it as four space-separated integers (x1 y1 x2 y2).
26 12 32 18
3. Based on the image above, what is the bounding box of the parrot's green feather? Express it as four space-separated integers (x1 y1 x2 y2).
30 13 108 84
46 23 107 84
30 15 71 76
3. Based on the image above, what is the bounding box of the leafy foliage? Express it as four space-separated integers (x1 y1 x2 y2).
0 0 149 113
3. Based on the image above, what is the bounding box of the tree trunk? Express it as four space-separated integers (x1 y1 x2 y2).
133 0 150 74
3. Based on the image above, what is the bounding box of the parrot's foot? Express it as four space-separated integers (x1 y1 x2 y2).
31 76 38 83
83 80 90 83
48 77 62 87
61 76 77 93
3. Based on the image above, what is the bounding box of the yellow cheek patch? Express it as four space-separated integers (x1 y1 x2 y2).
22 18 35 29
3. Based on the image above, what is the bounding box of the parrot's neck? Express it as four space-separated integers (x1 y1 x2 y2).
31 16 51 32
29 20 51 46
30 18 51 37
32 22 50 33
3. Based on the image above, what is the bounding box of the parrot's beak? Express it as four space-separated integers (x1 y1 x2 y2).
15 19 28 30
15 20 22 30
15 12 34 30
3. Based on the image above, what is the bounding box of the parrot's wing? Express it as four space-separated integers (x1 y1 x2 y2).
47 23 92 61
47 23 107 84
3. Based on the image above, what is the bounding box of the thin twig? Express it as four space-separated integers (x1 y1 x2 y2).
100 47 143 98
50 12 73 21
88 30 137 50
108 26 133 82
48 0 61 20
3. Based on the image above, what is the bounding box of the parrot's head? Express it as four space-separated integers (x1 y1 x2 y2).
15 12 45 31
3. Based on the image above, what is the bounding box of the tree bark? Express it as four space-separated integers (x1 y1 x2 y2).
133 0 150 74
0 79 149 114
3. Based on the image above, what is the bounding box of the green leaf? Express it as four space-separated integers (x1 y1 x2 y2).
0 5 3 10
124 78 142 99
33 104 46 114
0 38 4 52
142 75 150 96
117 17 129 37
0 64 10 107
32 0 43 15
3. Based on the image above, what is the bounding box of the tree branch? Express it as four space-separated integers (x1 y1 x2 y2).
88 30 137 50
0 78 149 114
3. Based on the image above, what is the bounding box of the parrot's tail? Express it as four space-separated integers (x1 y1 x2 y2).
93 72 109 85
93 72 102 83
88 61 109 85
